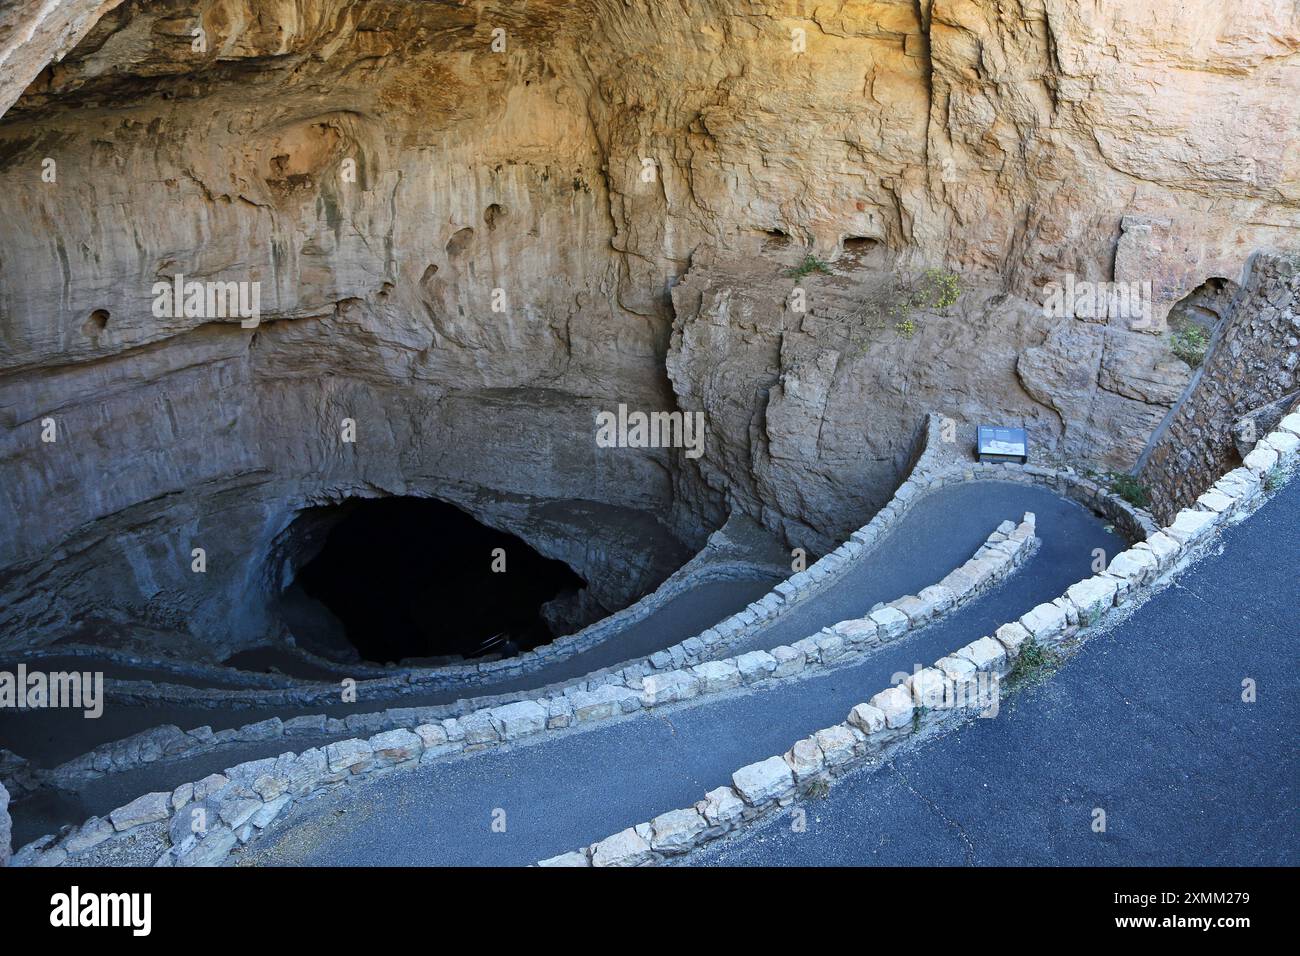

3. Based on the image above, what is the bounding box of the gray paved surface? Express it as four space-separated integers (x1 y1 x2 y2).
6 480 1090 845
693 474 1300 866
3 575 776 844
0 577 780 769
241 482 1119 865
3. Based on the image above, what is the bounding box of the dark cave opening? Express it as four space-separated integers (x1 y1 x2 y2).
292 497 586 664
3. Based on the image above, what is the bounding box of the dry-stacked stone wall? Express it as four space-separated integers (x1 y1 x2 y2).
1142 253 1299 522
546 414 1300 867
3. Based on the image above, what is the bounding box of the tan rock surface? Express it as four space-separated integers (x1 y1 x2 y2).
0 1 1295 652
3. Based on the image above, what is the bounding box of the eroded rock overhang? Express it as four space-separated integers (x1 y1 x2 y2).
0 0 1297 654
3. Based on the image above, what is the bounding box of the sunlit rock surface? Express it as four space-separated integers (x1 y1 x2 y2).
0 0 1296 654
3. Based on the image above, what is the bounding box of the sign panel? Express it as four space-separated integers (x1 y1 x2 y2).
977 425 1028 463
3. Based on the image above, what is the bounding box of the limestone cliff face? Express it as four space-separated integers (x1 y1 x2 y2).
0 0 1296 653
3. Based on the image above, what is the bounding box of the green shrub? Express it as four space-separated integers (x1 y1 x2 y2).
919 268 961 312
1107 471 1150 509
788 254 831 279
838 267 961 354
1008 638 1061 690
1170 324 1209 368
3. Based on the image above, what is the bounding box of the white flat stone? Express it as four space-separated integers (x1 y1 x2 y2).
784 737 826 781
488 701 548 740
590 828 654 867
813 631 847 663
868 606 910 639
538 851 590 867
1066 576 1119 622
847 702 886 735
813 724 859 769
832 618 878 646
570 685 632 722
648 808 708 853
956 636 1008 673
326 739 374 774
1165 508 1217 544
770 644 806 677
993 622 1032 659
641 669 701 706
1261 431 1300 459
110 791 171 831
1136 531 1181 568
690 659 742 693
697 787 745 827
735 650 778 683
459 711 500 746
890 594 932 625
1106 548 1157 586
1196 489 1235 513
732 755 796 806
868 685 915 729
1243 446 1279 475
1019 602 1067 642
909 667 953 708
368 728 424 763
934 654 978 684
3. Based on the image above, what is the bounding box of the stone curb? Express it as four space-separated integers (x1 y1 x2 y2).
15 508 1039 867
27 414 946 791
30 410 1146 796
537 418 1298 867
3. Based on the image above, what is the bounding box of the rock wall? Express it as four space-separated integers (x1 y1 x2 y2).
1140 254 1300 522
0 0 1297 655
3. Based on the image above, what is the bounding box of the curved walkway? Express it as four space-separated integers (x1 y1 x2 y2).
690 474 1300 866
0 576 781 768
6 480 1114 848
238 482 1117 865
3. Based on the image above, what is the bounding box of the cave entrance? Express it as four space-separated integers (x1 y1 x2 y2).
289 497 586 664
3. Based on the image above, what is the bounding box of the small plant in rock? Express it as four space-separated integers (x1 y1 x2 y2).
835 267 961 355
911 704 930 730
1265 466 1287 493
919 267 961 313
805 778 831 799
788 254 831 279
1170 323 1209 368
1107 471 1150 509
1008 638 1061 691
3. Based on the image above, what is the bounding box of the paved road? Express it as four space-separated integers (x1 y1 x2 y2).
692 474 1300 866
241 482 1118 865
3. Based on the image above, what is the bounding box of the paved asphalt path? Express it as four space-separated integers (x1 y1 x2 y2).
242 482 1119 865
5 480 1060 771
3 575 775 845
6 479 1101 848
0 576 781 770
692 475 1300 866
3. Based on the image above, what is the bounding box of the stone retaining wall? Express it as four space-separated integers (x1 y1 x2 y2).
13 509 1040 866
33 411 1153 795
1141 253 1299 523
50 417 953 717
541 414 1300 866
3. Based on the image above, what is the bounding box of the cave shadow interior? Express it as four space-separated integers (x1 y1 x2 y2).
292 497 586 664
